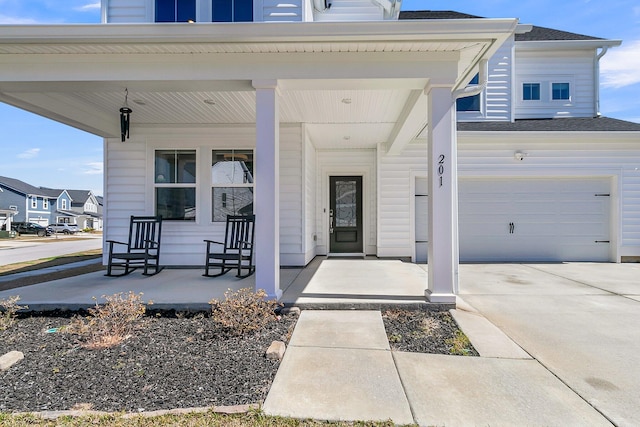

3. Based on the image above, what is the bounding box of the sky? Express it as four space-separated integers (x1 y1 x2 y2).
0 0 638 197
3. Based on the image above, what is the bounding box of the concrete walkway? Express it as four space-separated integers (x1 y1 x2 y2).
263 310 613 426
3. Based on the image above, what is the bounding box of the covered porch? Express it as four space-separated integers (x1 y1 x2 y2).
0 257 431 311
0 19 518 305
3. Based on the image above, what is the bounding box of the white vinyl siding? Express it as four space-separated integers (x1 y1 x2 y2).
303 127 317 263
104 0 150 23
514 50 596 119
377 142 427 258
279 125 305 265
261 0 303 22
458 37 514 122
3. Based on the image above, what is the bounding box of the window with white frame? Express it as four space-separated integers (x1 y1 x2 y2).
456 73 481 112
155 0 196 22
523 83 541 101
61 199 67 210
43 199 49 209
211 149 254 222
31 197 37 209
552 82 571 100
212 0 253 22
155 149 197 221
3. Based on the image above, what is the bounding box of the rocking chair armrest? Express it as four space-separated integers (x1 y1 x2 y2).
144 239 160 250
106 239 128 247
204 239 225 245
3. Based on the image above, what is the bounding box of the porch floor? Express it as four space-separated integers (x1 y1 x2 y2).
0 256 430 311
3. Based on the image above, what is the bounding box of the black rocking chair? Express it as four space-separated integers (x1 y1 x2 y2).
106 215 163 276
204 214 255 278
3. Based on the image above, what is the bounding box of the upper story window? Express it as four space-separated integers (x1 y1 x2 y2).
31 197 37 209
523 83 541 101
155 0 196 22
155 149 197 221
456 74 481 112
43 199 49 210
552 83 570 100
61 199 67 210
212 0 253 22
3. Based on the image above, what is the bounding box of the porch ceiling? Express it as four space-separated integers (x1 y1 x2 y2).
0 19 518 150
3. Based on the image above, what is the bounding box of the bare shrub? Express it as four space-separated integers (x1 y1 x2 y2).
0 295 27 330
209 288 282 336
66 292 149 349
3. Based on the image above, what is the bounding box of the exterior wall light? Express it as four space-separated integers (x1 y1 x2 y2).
514 151 528 161
119 88 132 142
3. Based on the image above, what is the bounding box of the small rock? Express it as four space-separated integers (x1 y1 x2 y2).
279 307 301 315
0 351 24 371
266 341 286 360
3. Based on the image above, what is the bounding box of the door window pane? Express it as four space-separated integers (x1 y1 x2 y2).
155 0 196 22
335 180 357 227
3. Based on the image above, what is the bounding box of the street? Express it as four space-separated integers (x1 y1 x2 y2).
0 235 102 266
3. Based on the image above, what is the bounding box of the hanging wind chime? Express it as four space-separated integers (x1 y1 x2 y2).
119 88 133 142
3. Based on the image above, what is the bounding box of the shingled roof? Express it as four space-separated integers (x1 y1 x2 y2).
458 117 640 132
398 11 603 42
0 176 58 198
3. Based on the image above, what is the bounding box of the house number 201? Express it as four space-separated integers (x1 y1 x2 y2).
438 154 445 187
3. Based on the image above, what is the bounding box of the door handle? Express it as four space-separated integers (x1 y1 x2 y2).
329 209 334 234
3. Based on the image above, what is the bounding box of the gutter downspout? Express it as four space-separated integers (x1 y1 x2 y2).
595 46 610 117
453 59 489 101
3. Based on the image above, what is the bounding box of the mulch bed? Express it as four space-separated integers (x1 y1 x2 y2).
1 308 476 414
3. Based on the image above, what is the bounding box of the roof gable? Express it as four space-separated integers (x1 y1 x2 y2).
0 176 57 198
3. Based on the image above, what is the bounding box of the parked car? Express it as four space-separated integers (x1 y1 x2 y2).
11 222 51 237
48 223 79 234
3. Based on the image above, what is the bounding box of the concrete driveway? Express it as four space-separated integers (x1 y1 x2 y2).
459 263 640 427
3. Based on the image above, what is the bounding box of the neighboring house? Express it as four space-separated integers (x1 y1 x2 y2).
0 176 57 226
52 189 104 231
0 2 639 302
0 176 103 231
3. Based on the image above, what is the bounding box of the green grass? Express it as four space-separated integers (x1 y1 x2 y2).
0 411 415 426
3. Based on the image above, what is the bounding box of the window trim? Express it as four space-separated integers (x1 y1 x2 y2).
31 197 37 209
551 82 571 101
154 148 198 222
522 82 541 101
43 198 49 210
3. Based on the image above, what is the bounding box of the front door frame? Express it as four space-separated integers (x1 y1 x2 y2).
329 175 364 255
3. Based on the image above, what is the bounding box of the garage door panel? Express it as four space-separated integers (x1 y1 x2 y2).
416 177 611 262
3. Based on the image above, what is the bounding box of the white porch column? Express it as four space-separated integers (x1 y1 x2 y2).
253 79 282 300
426 86 458 304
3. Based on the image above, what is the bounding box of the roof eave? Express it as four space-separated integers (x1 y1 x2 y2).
516 39 622 50
0 19 518 45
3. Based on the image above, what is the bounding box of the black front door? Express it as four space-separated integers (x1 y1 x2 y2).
329 176 363 253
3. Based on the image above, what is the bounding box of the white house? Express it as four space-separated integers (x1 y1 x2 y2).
0 2 638 303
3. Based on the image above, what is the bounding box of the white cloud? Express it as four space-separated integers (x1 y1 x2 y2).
601 40 640 88
75 2 100 12
17 148 41 159
0 14 38 24
83 162 103 175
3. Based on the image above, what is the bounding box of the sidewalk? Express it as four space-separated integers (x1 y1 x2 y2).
263 310 613 426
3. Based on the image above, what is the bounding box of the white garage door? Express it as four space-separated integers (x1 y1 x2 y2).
415 177 611 262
